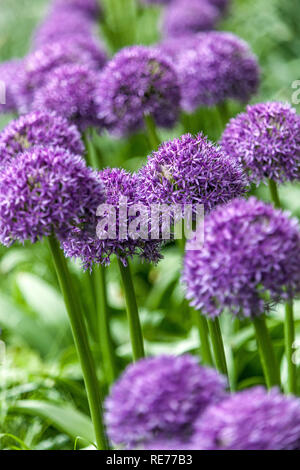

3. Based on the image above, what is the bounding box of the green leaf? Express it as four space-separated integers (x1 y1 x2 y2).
11 400 95 444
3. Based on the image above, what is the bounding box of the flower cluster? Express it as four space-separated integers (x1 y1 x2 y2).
221 102 300 185
32 64 102 132
62 168 163 270
183 197 300 318
105 355 226 448
192 387 300 450
95 46 181 136
0 146 104 246
171 31 259 111
138 133 247 214
0 111 84 166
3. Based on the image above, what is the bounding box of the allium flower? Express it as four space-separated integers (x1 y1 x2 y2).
138 133 247 214
183 197 300 318
105 355 226 448
33 10 95 47
32 64 102 132
62 168 162 270
19 39 107 112
163 0 220 38
0 60 23 114
192 387 300 450
0 111 84 166
221 102 300 185
51 0 101 18
0 146 104 246
95 46 181 136
174 32 259 111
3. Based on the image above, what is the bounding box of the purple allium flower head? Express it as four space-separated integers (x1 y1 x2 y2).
105 355 227 448
138 133 247 215
192 387 300 450
174 31 259 111
183 197 300 318
62 168 162 270
221 102 300 185
33 10 95 47
163 0 220 39
0 146 105 246
51 0 101 18
0 110 84 167
95 45 181 137
0 60 23 114
32 64 102 132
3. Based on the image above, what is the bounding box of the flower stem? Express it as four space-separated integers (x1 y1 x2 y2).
284 301 297 394
195 312 214 366
253 315 281 389
47 235 108 449
144 114 161 150
207 318 228 377
268 179 296 393
94 264 117 386
117 259 145 361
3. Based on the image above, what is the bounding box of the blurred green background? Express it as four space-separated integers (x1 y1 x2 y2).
0 0 299 450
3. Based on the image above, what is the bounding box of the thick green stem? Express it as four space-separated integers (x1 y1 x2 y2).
195 312 214 366
47 236 108 449
285 301 297 394
268 179 281 209
253 315 281 389
118 259 145 361
94 264 117 385
83 130 102 169
144 114 161 150
207 318 228 378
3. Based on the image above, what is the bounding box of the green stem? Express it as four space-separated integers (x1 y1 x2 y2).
253 315 281 389
207 318 228 377
47 236 108 449
268 179 281 209
94 264 117 385
117 259 145 361
144 114 161 150
285 301 297 394
83 130 102 169
195 312 214 366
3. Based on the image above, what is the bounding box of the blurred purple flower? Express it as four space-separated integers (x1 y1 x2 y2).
221 102 300 185
183 197 300 318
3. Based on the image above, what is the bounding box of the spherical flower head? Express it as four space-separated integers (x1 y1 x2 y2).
221 102 300 185
183 197 300 318
0 146 104 246
19 39 106 113
33 10 95 47
163 0 220 39
0 111 84 166
105 355 227 448
95 45 181 137
138 133 247 215
32 64 102 132
175 32 260 111
0 59 23 114
192 387 300 450
62 168 162 270
51 0 101 18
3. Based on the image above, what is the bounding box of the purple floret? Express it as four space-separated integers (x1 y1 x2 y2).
138 133 247 215
0 146 104 246
162 0 220 38
192 387 300 450
95 45 181 137
62 168 163 270
221 102 300 185
105 355 227 448
32 64 103 132
0 110 84 166
174 31 260 111
182 197 300 318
